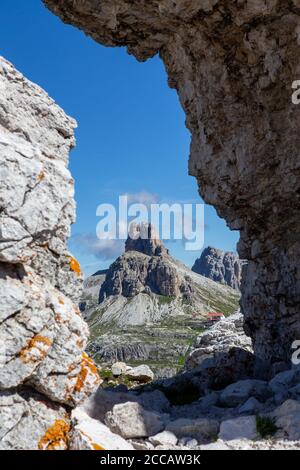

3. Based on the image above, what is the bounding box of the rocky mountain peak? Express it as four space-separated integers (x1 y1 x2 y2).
125 223 169 257
192 246 245 291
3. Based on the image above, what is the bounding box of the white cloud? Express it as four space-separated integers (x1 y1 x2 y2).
71 233 124 261
123 191 160 206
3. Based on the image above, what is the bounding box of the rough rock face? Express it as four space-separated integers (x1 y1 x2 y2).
0 57 99 449
100 251 185 301
80 269 108 314
192 247 244 290
125 222 169 257
100 223 185 301
185 312 253 371
44 0 300 365
99 224 238 306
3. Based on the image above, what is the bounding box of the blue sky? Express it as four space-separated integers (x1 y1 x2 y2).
0 0 239 276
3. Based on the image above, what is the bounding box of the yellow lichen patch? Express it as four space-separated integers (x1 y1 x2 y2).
69 256 81 276
74 353 100 393
38 420 70 451
19 335 53 364
92 443 106 451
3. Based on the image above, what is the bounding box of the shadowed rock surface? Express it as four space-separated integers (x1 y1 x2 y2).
44 0 300 365
192 247 245 290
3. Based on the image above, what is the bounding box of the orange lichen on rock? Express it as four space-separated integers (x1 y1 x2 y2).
38 419 70 451
37 170 45 181
19 335 53 364
74 352 100 393
92 443 106 450
69 256 81 276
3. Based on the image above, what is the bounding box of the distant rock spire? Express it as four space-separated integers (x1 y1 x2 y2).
125 222 169 257
192 246 246 290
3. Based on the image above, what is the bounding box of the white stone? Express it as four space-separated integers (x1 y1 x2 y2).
125 364 154 382
149 430 178 446
105 401 164 438
111 362 127 376
70 408 134 450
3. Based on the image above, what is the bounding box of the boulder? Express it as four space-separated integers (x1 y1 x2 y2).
220 379 270 407
70 408 134 450
185 312 253 372
111 362 127 377
81 387 170 422
238 397 263 415
273 399 300 419
269 368 300 403
126 365 154 383
219 416 258 441
137 389 170 414
105 402 164 439
273 400 300 440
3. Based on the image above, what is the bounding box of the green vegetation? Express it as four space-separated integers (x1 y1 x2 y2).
88 309 216 379
86 281 240 381
100 368 114 379
193 285 240 317
256 416 278 438
99 368 142 389
158 295 176 305
178 356 186 366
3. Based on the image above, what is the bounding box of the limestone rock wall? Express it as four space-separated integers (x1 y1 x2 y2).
44 0 300 365
0 57 99 449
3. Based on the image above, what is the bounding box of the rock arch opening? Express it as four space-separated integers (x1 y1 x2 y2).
43 0 300 366
1 0 300 450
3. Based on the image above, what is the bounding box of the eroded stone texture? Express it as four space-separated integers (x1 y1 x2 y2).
44 0 300 364
0 57 99 449
192 246 244 290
